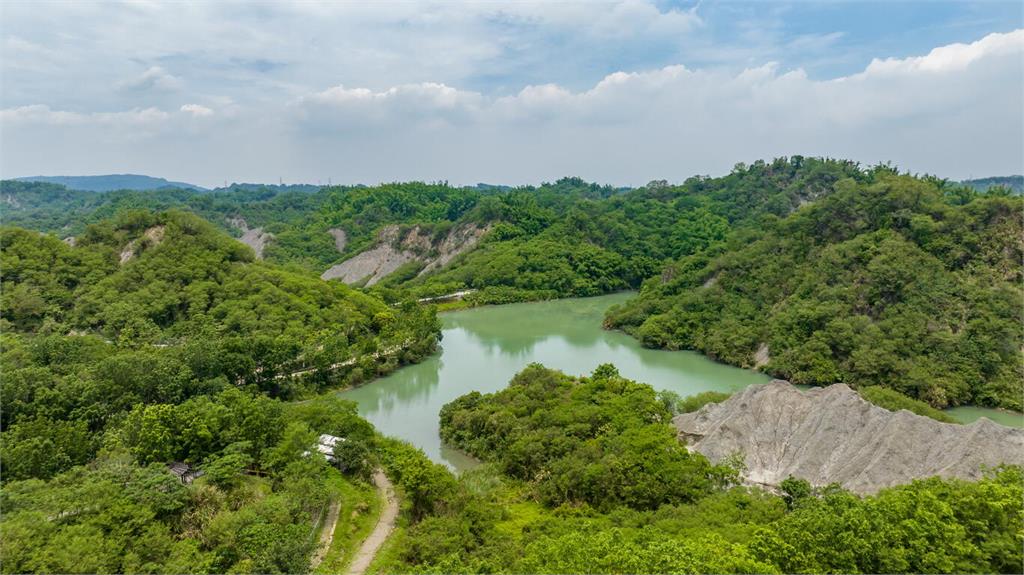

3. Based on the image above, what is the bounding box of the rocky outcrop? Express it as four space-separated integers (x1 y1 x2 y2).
228 217 272 259
327 228 347 254
320 225 417 285
118 225 165 264
417 223 489 276
320 223 488 286
674 380 1024 494
752 343 770 368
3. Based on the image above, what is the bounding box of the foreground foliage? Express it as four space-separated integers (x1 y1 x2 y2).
1 394 379 574
440 364 734 510
380 365 1024 574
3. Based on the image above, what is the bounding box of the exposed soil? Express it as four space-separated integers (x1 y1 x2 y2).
118 225 165 264
674 380 1024 494
227 216 272 259
309 500 341 570
345 470 398 575
320 223 489 285
328 228 348 253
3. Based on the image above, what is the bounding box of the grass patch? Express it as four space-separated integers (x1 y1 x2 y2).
314 470 381 574
858 386 958 423
494 501 548 538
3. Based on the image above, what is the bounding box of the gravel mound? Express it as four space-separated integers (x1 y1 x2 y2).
674 380 1024 494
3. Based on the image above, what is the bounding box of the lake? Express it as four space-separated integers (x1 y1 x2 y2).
339 292 1022 469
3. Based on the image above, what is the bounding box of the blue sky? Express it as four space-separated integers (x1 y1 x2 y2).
1 1 1021 187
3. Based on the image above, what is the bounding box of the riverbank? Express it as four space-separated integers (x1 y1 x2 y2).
335 293 1022 471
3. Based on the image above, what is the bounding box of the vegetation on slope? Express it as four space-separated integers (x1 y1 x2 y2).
0 209 447 573
375 364 1024 574
1 158 862 296
399 158 865 304
606 170 1024 410
0 391 418 574
4 159 1019 409
857 386 958 423
0 210 439 482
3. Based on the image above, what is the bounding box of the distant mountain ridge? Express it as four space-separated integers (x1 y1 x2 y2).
14 174 208 192
961 175 1023 194
214 182 321 194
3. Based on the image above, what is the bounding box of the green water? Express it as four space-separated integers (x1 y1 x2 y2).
945 406 1024 428
338 292 1022 470
339 292 770 469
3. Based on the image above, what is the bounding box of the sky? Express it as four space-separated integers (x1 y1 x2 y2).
0 1 1021 188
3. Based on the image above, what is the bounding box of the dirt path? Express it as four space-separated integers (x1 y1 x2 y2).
345 469 398 575
309 500 341 570
270 342 409 382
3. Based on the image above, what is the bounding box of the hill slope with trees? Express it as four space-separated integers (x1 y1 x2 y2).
605 171 1024 410
0 210 440 480
4 158 1020 412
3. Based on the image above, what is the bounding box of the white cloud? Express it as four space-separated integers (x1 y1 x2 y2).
290 29 1022 131
296 82 483 128
282 29 1024 183
180 103 214 117
863 29 1024 75
1 104 170 127
117 66 183 93
1 29 1021 187
2 36 63 71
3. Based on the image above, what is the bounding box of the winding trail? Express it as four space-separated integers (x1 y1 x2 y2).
309 500 341 571
345 469 398 575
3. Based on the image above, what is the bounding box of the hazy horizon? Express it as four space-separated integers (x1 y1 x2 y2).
2 1 1022 188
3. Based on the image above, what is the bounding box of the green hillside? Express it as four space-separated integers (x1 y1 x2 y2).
606 171 1024 410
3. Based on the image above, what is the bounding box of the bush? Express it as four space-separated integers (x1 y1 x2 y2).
858 386 957 423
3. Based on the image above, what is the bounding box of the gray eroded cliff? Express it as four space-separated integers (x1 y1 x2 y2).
674 380 1023 494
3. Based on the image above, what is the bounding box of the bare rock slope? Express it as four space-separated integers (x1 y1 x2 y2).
674 380 1023 494
227 217 272 259
118 225 165 264
327 228 347 253
321 223 488 285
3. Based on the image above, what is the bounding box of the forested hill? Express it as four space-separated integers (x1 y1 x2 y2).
4 160 1021 411
399 158 866 303
1 159 861 283
606 172 1024 410
14 173 207 192
961 175 1023 194
0 209 440 479
0 210 447 572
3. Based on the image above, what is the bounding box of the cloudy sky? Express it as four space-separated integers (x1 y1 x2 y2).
1 1 1021 188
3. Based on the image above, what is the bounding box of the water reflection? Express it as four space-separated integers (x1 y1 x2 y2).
339 293 772 470
341 292 1019 471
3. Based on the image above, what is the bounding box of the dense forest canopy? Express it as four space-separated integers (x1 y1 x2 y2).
0 390 437 574
606 170 1024 410
0 206 447 573
0 210 440 483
